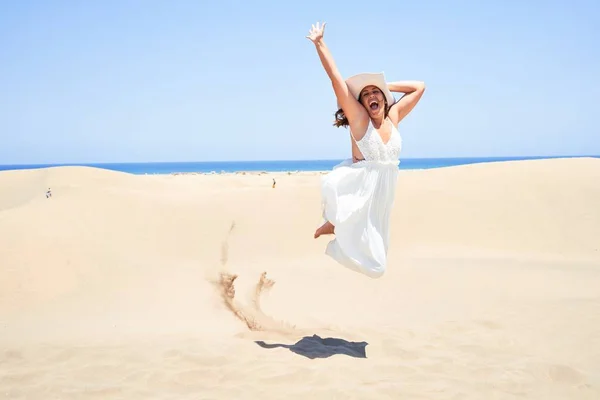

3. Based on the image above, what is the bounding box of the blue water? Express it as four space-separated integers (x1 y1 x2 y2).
0 156 597 175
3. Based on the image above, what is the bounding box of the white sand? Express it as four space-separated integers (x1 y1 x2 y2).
1 157 599 399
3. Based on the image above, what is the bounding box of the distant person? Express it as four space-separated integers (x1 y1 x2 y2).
46 188 52 198
272 178 276 188
307 22 425 278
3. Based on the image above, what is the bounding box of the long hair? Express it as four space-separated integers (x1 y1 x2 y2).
333 91 393 128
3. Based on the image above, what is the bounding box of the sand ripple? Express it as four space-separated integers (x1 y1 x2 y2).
1 326 598 400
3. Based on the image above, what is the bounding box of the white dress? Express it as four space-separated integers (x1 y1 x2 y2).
320 117 402 278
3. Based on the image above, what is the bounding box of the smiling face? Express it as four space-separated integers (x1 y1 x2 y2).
358 85 386 118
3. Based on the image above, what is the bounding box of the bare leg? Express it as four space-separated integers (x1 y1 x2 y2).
314 220 335 238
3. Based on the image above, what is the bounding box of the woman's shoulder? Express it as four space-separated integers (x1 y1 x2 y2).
386 115 401 129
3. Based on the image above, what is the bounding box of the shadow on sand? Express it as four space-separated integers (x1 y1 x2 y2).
255 334 368 359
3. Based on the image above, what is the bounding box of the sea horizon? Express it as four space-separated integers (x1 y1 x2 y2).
1 155 598 175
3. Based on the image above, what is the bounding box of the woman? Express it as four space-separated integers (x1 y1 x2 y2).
307 21 426 278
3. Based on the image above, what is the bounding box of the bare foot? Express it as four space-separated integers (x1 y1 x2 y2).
314 221 335 238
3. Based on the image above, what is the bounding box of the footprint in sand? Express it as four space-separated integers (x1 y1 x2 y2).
214 221 295 333
218 271 278 331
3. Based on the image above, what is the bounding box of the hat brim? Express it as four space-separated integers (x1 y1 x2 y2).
341 72 395 109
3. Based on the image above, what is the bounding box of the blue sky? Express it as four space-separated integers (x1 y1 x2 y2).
1 0 598 164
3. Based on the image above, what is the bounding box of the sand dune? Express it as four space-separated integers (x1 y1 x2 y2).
1 158 599 399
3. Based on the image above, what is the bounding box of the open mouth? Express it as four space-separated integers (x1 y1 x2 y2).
369 100 379 111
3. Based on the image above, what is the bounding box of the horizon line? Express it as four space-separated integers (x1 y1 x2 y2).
2 154 599 167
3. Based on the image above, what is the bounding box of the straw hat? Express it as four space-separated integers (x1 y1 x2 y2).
345 72 395 106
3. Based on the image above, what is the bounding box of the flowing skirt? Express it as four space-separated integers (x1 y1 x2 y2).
320 158 400 278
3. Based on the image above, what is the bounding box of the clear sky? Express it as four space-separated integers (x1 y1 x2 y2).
1 0 598 164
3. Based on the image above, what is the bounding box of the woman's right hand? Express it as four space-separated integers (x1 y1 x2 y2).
306 21 326 44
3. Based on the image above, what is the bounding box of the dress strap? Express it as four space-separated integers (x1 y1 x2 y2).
348 119 372 143
349 121 371 162
348 126 359 143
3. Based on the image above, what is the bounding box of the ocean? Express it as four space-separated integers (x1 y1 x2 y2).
0 156 597 175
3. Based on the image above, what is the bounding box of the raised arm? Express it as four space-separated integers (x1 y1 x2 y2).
387 80 426 125
306 22 365 123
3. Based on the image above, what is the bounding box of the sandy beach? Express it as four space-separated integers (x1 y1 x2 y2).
1 157 599 399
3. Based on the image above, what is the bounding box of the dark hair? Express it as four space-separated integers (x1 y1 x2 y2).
333 89 393 128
